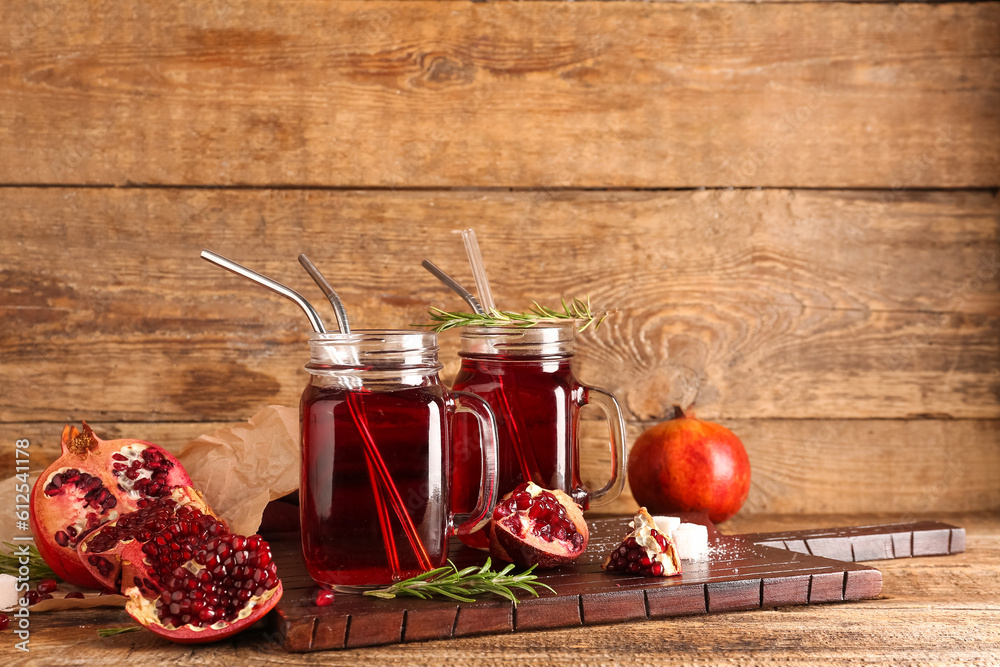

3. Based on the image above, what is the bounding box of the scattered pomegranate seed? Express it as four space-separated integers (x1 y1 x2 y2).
37 578 58 594
0 613 9 630
64 592 86 599
315 589 335 607
24 590 40 606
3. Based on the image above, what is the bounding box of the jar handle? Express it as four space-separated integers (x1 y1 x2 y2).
580 385 627 509
450 391 500 535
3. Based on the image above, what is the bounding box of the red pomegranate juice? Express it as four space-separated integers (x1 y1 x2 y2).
301 382 451 586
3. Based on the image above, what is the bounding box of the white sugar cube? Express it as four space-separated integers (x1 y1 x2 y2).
652 515 681 536
0 573 18 611
673 522 709 561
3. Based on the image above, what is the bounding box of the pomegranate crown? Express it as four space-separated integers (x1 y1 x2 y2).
63 421 102 457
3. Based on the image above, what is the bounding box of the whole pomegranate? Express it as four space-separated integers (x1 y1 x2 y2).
30 423 195 587
489 482 589 569
627 407 751 523
78 488 282 643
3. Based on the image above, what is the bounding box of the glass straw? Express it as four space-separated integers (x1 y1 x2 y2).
462 229 496 313
457 232 543 485
347 393 433 570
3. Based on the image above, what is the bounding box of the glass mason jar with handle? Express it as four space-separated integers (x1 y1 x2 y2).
450 322 626 549
300 330 499 586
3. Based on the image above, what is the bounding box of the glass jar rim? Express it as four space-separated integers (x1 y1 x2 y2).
309 329 437 347
307 329 441 372
458 322 576 357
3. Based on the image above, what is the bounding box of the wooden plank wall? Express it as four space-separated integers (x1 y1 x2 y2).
1 0 998 518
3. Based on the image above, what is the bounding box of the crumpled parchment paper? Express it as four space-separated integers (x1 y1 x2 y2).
178 404 300 536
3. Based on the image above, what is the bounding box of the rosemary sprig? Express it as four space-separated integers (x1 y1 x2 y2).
0 542 58 582
98 626 141 638
427 296 611 333
362 558 555 605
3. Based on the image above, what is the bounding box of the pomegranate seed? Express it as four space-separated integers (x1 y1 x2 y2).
54 531 70 547
37 579 58 594
0 614 8 631
315 590 335 607
64 592 85 599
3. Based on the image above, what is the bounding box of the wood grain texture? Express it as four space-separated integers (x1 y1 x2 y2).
3 512 996 665
581 418 1000 516
2 187 997 425
1 1 997 188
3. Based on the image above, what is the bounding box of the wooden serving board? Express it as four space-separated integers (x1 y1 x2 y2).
268 516 965 652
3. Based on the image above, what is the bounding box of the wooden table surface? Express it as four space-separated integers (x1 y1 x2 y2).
4 511 997 666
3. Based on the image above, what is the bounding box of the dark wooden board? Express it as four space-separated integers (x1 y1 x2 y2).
746 520 967 562
267 516 964 652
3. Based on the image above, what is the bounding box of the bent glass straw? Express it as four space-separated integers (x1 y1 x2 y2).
200 249 327 333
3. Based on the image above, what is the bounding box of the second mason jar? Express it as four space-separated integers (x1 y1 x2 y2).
450 322 626 548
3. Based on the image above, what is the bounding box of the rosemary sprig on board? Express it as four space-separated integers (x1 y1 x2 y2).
0 542 58 581
362 558 555 605
427 297 611 333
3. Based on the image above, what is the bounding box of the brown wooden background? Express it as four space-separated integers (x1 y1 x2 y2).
1 0 997 520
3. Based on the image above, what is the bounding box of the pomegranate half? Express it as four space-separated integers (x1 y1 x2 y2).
489 482 589 569
78 488 282 643
30 423 195 587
